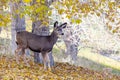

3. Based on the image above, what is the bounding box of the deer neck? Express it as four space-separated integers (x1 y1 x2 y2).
50 31 58 45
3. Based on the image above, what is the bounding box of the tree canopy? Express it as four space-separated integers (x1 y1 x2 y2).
0 0 120 34
54 0 120 33
0 0 10 26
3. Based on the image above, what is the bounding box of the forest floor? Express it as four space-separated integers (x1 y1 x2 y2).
0 55 120 80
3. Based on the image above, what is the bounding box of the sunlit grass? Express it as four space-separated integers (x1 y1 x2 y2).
52 46 120 75
53 43 120 71
78 48 120 70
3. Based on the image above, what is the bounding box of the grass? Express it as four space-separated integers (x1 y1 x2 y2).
78 48 120 70
52 46 120 75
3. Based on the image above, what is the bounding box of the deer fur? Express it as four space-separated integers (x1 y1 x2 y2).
15 21 67 70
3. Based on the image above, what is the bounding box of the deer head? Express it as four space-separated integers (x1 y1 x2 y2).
53 21 67 36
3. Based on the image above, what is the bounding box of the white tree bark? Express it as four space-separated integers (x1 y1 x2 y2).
10 1 26 54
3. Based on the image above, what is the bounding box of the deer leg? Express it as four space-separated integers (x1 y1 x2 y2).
21 48 30 66
42 53 47 70
46 53 51 71
15 47 21 64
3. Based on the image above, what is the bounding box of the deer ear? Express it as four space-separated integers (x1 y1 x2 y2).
54 21 58 28
60 22 67 28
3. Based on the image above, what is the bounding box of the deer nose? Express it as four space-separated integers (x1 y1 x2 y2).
61 33 64 35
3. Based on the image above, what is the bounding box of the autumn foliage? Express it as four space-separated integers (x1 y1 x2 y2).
0 55 119 80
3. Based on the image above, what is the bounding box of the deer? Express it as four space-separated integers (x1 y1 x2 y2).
15 21 67 71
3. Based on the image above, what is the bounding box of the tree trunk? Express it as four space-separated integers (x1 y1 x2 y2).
11 15 26 54
63 27 78 62
32 21 54 66
0 27 2 34
64 40 78 61
10 1 27 54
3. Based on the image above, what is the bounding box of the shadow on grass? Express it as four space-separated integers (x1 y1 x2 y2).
77 56 120 76
52 47 120 76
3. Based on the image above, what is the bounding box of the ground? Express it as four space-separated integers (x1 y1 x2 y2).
0 55 120 80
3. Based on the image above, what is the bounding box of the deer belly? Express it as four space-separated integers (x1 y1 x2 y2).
42 48 52 52
28 46 41 52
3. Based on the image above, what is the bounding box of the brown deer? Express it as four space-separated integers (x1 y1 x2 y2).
15 21 67 70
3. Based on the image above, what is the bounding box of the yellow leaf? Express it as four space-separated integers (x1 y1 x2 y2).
54 5 59 9
41 0 45 4
71 19 75 23
101 0 106 2
23 0 31 3
112 29 117 33
96 12 100 16
48 10 52 16
20 13 24 18
66 15 71 19
58 9 64 15
108 2 115 9
75 19 82 24
36 0 40 3
118 5 120 8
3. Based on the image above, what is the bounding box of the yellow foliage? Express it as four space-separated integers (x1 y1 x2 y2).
0 14 10 27
23 0 31 3
112 27 119 33
101 0 106 2
41 0 45 4
112 29 117 33
96 12 101 16
75 19 82 24
36 0 40 3
48 10 52 16
71 19 75 23
58 9 64 15
66 14 71 19
53 0 120 30
108 2 115 9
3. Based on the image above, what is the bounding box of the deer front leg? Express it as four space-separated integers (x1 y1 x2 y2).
42 53 47 70
46 53 51 71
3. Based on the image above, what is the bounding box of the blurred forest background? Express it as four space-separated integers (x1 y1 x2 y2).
0 0 120 79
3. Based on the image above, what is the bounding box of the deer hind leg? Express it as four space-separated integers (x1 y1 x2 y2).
15 46 22 64
42 52 51 71
21 48 30 67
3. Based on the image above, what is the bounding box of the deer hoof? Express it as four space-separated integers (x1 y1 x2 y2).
48 68 52 72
